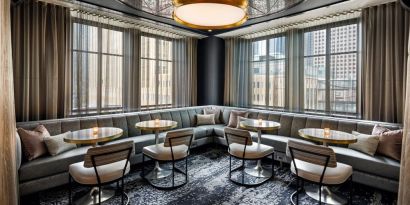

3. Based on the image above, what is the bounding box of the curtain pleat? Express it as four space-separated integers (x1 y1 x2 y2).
12 0 71 121
172 37 197 107
398 26 410 205
362 2 410 123
124 29 141 112
224 37 251 107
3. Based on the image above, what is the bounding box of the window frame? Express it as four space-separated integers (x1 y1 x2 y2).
301 19 360 116
250 33 287 109
140 33 173 110
71 18 125 115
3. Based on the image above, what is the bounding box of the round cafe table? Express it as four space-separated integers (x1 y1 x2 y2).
298 128 357 205
64 127 123 205
135 120 177 179
239 119 280 177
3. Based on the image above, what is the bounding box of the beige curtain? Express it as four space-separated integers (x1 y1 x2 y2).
362 2 410 123
398 23 410 205
0 0 19 204
11 0 71 121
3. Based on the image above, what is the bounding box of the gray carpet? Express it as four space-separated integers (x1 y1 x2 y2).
22 146 397 205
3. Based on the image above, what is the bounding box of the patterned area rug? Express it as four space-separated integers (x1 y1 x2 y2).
22 146 397 205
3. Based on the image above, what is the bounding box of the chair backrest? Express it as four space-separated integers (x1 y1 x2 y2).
84 141 134 168
287 140 337 168
164 128 194 147
224 127 253 146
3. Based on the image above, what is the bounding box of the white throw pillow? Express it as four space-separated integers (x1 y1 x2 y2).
196 114 216 126
44 131 76 156
348 131 380 156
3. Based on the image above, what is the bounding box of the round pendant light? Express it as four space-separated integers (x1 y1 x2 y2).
173 0 248 30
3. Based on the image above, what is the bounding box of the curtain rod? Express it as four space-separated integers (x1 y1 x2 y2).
238 9 361 39
35 0 205 38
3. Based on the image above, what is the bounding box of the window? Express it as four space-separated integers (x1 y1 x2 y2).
303 22 358 114
251 36 286 108
140 35 173 108
72 22 124 113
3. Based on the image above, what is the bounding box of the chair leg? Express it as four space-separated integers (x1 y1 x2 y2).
296 177 299 205
241 158 245 184
185 156 188 183
172 160 175 187
99 186 102 205
350 176 353 204
319 184 322 205
142 154 145 178
122 178 125 205
68 175 72 205
229 155 232 179
271 153 275 178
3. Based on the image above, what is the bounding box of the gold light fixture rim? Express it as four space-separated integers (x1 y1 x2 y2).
173 0 248 9
172 0 248 30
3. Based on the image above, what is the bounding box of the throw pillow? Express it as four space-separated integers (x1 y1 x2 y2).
17 125 50 161
372 125 403 161
196 114 216 126
348 131 380 156
227 110 248 128
236 116 249 129
204 108 222 124
44 132 76 156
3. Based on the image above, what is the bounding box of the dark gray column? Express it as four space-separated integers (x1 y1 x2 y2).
197 36 225 105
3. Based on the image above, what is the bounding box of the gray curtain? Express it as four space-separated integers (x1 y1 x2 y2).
11 0 71 121
172 37 197 107
123 29 141 112
398 25 410 205
224 37 251 107
362 2 410 123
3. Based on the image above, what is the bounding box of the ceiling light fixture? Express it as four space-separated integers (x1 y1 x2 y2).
173 0 248 30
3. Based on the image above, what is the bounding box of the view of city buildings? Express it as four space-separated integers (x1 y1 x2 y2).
251 36 286 108
251 23 358 114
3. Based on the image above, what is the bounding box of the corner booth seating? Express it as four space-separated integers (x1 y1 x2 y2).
15 106 401 195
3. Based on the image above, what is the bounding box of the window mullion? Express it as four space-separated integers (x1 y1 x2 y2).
97 27 103 113
155 38 159 107
265 39 270 108
325 27 331 113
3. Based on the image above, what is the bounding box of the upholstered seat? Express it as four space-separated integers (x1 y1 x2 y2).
229 143 274 159
143 144 189 161
290 159 352 185
69 160 130 185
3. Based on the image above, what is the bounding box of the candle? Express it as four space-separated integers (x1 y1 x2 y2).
324 128 330 137
258 119 263 124
92 127 98 134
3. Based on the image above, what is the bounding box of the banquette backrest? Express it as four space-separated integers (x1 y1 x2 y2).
16 105 401 141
